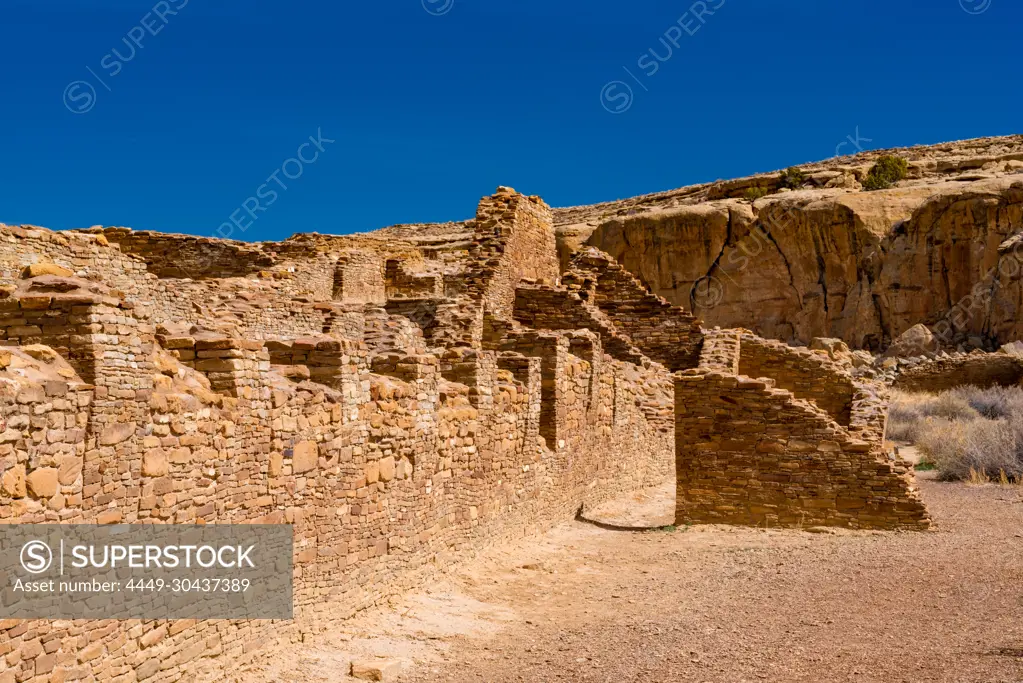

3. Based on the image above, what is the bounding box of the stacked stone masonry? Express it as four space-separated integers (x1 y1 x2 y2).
675 331 929 530
563 248 704 371
893 352 1023 392
0 187 930 682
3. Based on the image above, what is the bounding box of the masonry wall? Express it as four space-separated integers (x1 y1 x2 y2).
893 353 1023 392
94 228 275 279
674 370 929 530
564 248 704 371
697 328 741 373
384 258 443 299
512 286 650 367
737 333 856 426
147 279 337 340
0 293 673 683
0 227 347 342
0 226 152 299
464 188 560 320
334 250 386 304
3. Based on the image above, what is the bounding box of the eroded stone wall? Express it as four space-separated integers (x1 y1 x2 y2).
563 248 703 371
893 352 1023 392
674 368 929 530
0 271 673 682
674 329 928 530
737 334 855 426
464 187 560 319
0 179 941 682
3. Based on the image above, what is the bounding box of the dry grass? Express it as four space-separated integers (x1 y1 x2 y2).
888 387 1023 482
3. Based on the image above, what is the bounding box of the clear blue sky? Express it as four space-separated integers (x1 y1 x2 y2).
0 0 1016 241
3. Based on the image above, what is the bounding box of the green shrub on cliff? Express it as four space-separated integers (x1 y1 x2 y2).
778 166 807 189
862 155 908 191
743 186 769 201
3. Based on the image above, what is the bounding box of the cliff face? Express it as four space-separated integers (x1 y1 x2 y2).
554 136 1023 350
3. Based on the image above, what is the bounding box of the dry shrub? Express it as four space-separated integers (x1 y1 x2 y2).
886 390 979 442
954 385 1023 419
886 395 927 442
892 386 1023 482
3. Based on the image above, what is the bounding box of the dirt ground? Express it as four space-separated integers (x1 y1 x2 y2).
236 475 1023 683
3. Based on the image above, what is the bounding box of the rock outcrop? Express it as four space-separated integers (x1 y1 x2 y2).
883 324 939 359
553 135 1023 351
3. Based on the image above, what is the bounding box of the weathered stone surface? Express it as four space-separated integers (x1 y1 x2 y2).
2 464 26 498
893 351 1023 392
100 423 134 446
351 659 402 682
378 455 396 482
884 323 938 359
26 468 59 498
554 137 1023 352
677 330 929 531
142 451 169 477
292 440 318 474
22 263 72 278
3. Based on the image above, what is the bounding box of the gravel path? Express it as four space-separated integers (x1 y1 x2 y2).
408 476 1023 683
238 476 1023 683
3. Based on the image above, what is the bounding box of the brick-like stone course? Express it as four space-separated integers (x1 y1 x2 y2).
737 333 856 426
893 352 1023 392
0 232 673 682
563 248 704 370
674 331 929 530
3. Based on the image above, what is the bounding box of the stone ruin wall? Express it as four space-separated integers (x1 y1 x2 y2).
736 333 856 426
675 330 929 530
893 352 1023 393
0 184 938 682
464 189 561 320
0 190 676 682
561 248 704 371
0 300 672 682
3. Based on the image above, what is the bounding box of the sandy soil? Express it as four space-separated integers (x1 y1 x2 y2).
236 476 1023 683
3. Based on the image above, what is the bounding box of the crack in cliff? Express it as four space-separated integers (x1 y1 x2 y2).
759 212 804 313
689 208 736 311
817 254 829 315
859 235 889 350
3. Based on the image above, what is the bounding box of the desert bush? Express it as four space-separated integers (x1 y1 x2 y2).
890 386 1023 482
778 167 807 189
886 394 927 442
743 186 769 201
862 155 908 191
925 392 980 420
918 416 1023 482
953 385 1023 419
887 390 978 442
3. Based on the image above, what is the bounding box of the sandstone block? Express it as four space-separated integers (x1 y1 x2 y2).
351 659 402 681
2 464 26 498
142 451 169 477
100 423 134 446
365 460 380 484
23 263 73 278
292 440 318 474
96 509 122 524
884 323 938 358
26 467 59 498
378 456 396 482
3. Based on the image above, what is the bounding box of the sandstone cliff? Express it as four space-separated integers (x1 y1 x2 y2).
554 135 1023 350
